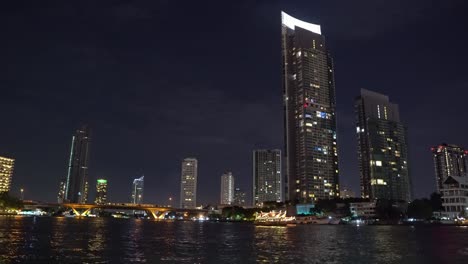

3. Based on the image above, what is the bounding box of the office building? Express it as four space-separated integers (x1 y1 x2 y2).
0 156 14 193
355 89 411 201
64 125 91 203
350 202 376 218
180 158 197 209
432 144 468 191
57 179 66 203
340 186 356 199
220 172 235 205
95 179 108 205
234 187 246 207
131 176 144 204
282 11 339 202
440 175 468 218
253 149 282 206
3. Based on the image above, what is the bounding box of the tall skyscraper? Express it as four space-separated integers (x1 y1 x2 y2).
355 89 412 202
282 11 339 202
64 125 91 203
234 187 246 207
57 179 66 203
95 179 108 204
253 149 282 206
220 172 235 205
131 176 144 204
180 158 197 209
432 144 468 191
0 155 14 193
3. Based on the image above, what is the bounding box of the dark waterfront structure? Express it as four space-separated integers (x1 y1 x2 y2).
253 149 282 206
95 179 108 205
282 12 339 202
355 89 411 202
131 176 144 204
431 144 468 191
64 125 91 204
180 158 197 209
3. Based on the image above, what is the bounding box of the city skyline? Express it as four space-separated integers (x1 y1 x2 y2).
1 1 468 204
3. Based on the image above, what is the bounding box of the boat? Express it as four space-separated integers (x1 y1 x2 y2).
254 210 296 226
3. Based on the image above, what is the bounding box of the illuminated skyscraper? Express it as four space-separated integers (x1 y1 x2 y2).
64 125 91 203
220 172 235 205
355 89 412 201
0 155 14 193
432 144 468 191
180 158 197 209
131 176 144 204
95 179 108 204
57 179 66 203
282 12 339 202
253 149 282 206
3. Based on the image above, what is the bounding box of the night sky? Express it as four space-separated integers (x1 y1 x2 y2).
1 0 467 205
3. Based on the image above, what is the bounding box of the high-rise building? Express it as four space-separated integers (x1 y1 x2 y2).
0 156 14 193
355 89 412 202
64 125 91 203
95 179 108 204
432 144 468 191
282 11 339 202
131 176 144 204
180 158 197 209
234 187 246 207
340 186 356 199
253 149 282 206
220 172 235 205
57 179 66 203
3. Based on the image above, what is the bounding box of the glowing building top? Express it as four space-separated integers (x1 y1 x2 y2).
281 11 321 35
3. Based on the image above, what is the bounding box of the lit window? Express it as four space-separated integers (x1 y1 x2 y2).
376 161 382 166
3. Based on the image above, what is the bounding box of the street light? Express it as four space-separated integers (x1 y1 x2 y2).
20 188 24 200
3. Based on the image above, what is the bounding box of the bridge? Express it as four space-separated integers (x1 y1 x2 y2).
23 201 208 219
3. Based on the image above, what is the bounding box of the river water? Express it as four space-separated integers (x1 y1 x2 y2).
1 217 467 263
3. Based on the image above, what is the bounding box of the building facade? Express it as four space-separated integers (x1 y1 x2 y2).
234 187 246 207
355 89 412 202
282 11 339 202
131 176 144 204
220 172 235 205
432 144 468 192
340 186 356 199
95 179 108 205
253 149 282 206
0 156 14 193
57 180 66 203
350 202 376 218
180 158 197 209
440 176 468 218
64 125 91 203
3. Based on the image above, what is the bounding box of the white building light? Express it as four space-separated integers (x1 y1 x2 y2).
281 11 321 35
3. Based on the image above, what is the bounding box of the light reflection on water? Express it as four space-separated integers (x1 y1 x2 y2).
1 217 468 263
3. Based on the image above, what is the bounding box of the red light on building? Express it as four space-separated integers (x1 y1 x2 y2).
304 103 308 108
431 147 435 152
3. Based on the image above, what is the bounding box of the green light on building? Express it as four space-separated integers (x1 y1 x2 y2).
97 179 107 184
